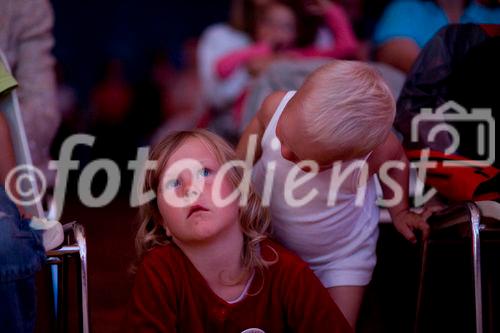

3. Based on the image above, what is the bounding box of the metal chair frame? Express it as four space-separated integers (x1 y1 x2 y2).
415 201 500 333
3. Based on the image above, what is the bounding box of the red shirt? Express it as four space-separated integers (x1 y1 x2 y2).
125 239 352 333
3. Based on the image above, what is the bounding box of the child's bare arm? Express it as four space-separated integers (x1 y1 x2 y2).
368 132 410 216
0 112 31 217
368 132 435 243
236 91 285 162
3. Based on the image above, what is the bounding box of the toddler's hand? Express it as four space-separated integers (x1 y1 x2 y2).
246 55 274 77
392 208 437 244
279 49 303 59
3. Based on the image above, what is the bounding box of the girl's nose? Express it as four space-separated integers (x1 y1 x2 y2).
180 172 202 198
183 186 199 198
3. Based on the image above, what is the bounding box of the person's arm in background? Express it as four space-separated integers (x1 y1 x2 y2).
296 0 359 59
372 1 422 73
12 0 59 176
216 42 272 79
0 111 31 217
0 64 18 186
0 113 17 186
376 38 420 73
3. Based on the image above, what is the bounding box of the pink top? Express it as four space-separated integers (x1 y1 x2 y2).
216 42 272 79
215 3 359 79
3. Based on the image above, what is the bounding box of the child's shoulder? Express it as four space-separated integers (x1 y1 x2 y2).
257 91 288 128
139 243 185 272
261 238 309 272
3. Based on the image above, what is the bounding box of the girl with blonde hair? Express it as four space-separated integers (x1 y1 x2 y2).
126 129 351 333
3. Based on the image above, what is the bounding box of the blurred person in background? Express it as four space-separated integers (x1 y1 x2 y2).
1 63 63 333
89 59 132 126
197 0 359 142
374 0 500 73
151 40 204 143
0 0 60 186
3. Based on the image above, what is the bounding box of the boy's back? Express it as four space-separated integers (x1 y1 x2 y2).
244 90 380 289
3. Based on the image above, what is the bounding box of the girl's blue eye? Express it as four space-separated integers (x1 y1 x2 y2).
198 167 211 178
165 179 180 189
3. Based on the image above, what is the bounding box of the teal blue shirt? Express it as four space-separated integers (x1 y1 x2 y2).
374 0 500 47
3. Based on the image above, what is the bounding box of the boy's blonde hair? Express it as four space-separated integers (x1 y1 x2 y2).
301 61 396 160
136 129 273 275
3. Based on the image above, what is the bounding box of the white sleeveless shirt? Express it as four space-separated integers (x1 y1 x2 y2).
252 91 380 287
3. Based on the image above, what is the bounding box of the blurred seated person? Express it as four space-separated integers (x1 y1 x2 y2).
198 0 358 141
0 0 60 185
394 23 499 202
1 63 63 333
373 0 500 73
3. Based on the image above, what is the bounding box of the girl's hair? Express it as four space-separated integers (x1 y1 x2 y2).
136 129 274 275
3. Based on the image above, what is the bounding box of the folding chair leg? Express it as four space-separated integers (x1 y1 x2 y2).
46 223 89 333
74 223 89 333
468 202 483 333
47 247 68 331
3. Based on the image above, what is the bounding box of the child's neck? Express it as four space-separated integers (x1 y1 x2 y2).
177 224 248 298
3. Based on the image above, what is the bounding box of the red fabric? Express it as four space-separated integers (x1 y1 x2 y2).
124 239 352 333
480 24 500 37
406 150 499 202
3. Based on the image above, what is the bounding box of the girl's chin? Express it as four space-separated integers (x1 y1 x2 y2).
191 218 218 233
